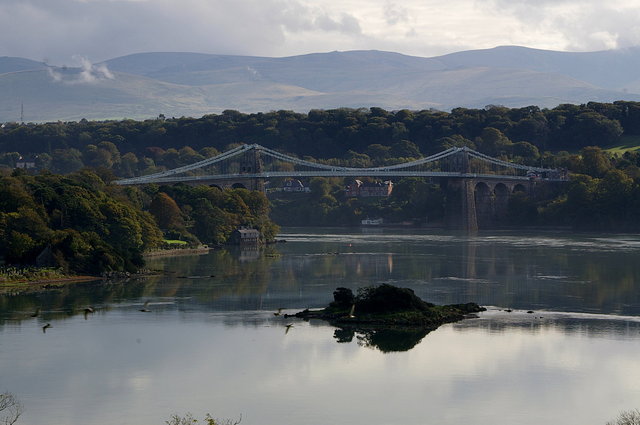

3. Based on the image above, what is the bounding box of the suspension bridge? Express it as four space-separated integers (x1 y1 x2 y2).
114 143 568 231
114 143 567 186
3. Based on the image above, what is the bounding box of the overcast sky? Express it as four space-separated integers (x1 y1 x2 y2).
2 0 640 65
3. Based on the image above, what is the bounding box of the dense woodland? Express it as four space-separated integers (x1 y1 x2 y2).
0 170 278 274
2 102 640 274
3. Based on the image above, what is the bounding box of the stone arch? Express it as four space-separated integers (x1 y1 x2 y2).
513 184 527 193
232 182 247 190
493 183 510 219
209 184 223 191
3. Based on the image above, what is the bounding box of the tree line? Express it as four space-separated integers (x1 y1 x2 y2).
1 102 639 173
1 102 640 231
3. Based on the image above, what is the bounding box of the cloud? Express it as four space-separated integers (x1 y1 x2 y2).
0 0 365 63
383 2 409 26
483 0 640 51
46 55 115 85
47 66 63 83
1 0 640 64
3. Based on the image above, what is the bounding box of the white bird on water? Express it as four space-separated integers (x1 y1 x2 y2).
139 301 151 312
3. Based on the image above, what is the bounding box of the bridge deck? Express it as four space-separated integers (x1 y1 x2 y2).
113 143 568 186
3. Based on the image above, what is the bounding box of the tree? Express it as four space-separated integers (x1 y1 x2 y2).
477 127 512 155
166 413 241 425
606 409 640 425
390 140 420 159
309 177 332 201
118 152 139 178
565 174 598 228
580 146 612 178
572 111 623 148
51 148 84 174
365 144 391 162
0 392 23 425
191 201 234 245
149 192 185 231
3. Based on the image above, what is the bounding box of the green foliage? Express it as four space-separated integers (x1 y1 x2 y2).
0 171 165 274
580 146 612 177
0 102 632 180
149 192 186 231
3 103 640 232
355 284 434 315
0 266 66 283
507 192 538 225
271 176 442 227
156 185 278 245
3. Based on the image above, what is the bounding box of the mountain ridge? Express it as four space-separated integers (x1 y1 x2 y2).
2 46 640 122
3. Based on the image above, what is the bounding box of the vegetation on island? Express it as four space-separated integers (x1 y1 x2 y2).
289 284 484 328
287 284 485 352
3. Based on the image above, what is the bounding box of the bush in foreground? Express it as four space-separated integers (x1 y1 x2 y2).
607 409 640 425
166 413 241 425
0 392 23 425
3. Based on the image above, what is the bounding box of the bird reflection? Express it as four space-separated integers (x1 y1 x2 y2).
31 308 40 318
42 323 51 333
285 324 293 334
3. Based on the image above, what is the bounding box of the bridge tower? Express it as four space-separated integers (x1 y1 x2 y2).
443 148 479 231
238 146 265 192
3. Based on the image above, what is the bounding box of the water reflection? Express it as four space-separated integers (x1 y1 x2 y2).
2 226 640 425
333 326 431 352
3 229 640 326
321 308 640 353
3 309 639 425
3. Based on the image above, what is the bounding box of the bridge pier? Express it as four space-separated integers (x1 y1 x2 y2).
445 178 538 231
444 179 478 232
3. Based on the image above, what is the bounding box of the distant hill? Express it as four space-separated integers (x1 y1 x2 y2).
0 56 47 75
436 45 640 91
2 47 640 122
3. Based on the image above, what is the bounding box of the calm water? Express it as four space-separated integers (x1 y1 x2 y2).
2 228 640 425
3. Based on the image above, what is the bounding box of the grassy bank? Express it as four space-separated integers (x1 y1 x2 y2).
0 266 99 295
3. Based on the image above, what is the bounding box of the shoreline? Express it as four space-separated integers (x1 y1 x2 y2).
0 275 101 295
143 247 212 258
0 248 212 294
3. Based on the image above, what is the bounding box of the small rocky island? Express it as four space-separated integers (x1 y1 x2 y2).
286 285 485 352
287 284 485 328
